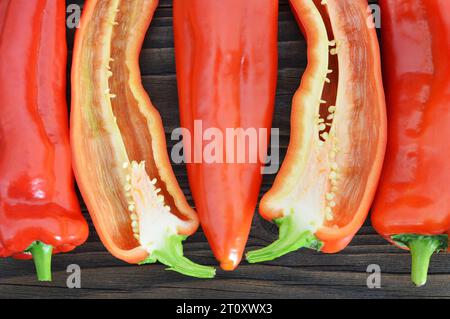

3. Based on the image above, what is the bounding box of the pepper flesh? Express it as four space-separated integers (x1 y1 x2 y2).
0 0 88 281
173 0 279 270
372 0 450 287
247 0 386 262
71 0 215 278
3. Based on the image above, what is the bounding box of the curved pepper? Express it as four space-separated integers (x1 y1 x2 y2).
0 0 89 281
71 0 215 278
372 0 450 287
246 0 387 262
173 0 279 270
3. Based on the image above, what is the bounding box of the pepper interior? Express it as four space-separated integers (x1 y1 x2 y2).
272 0 383 232
74 0 193 255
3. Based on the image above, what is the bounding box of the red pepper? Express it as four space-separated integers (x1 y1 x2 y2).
372 0 450 287
246 0 386 262
0 0 88 281
173 0 279 270
71 0 215 278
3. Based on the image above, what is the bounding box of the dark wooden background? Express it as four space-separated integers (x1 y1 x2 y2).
1 0 449 299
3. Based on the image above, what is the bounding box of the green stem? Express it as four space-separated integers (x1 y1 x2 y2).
392 234 448 287
27 241 53 282
246 214 323 263
140 235 216 279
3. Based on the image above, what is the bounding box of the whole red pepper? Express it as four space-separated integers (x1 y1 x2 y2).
372 0 450 287
0 0 88 281
174 0 279 270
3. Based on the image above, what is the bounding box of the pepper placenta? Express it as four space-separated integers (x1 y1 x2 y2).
371 0 450 287
0 0 88 281
174 0 279 270
246 0 387 262
71 0 215 278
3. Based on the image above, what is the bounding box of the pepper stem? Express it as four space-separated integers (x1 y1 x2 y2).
140 235 216 278
246 214 323 263
392 234 448 287
27 241 53 282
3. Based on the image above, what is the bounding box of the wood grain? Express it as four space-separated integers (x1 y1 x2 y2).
1 0 449 299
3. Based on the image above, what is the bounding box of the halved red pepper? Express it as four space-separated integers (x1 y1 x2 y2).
247 0 387 262
71 0 215 278
372 0 450 287
0 0 88 281
173 0 279 270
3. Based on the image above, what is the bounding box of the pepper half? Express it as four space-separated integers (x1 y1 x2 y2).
372 0 450 287
247 0 387 262
0 0 88 281
71 0 215 278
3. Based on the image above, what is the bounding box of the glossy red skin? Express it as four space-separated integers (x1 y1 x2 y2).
372 0 450 247
174 0 278 270
0 0 88 258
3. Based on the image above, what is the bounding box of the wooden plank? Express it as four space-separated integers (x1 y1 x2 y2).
1 0 449 299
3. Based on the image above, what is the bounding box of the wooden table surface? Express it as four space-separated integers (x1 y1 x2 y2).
1 0 449 299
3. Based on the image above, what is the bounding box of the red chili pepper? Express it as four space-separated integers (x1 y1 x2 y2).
0 0 88 281
173 0 279 270
372 0 450 287
246 0 386 262
71 0 215 278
